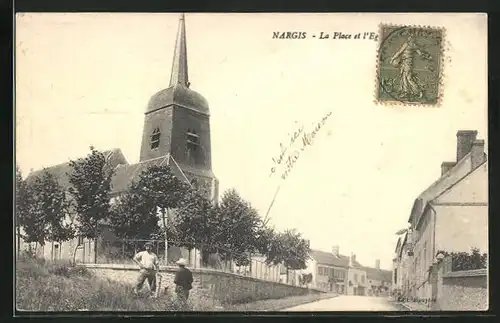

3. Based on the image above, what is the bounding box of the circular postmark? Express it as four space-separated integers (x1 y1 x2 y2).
377 26 442 105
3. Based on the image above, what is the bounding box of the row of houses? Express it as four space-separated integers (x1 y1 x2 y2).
391 130 488 301
284 246 392 296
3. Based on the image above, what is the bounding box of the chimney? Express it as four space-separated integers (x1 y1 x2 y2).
471 139 486 170
456 130 478 162
441 161 456 176
350 253 356 266
332 245 339 256
375 259 380 269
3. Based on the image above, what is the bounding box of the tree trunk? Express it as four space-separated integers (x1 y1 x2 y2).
71 240 81 266
286 267 289 284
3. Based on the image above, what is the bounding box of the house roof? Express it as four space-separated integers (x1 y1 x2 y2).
395 237 402 253
363 266 392 282
310 249 362 268
398 232 408 259
24 149 195 195
25 148 128 189
408 151 487 225
111 155 171 194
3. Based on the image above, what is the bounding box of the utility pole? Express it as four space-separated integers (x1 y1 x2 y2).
162 207 169 264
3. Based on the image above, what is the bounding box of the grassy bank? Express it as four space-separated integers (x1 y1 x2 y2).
15 256 214 311
16 256 333 312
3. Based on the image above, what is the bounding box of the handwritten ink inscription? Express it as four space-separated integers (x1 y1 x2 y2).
270 112 332 180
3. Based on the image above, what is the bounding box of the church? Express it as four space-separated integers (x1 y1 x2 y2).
20 14 219 263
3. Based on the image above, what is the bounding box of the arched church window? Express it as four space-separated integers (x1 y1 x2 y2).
150 128 161 149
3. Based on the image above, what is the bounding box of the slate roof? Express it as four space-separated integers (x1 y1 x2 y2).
25 149 195 196
363 266 392 282
111 155 171 194
25 148 128 189
310 249 362 268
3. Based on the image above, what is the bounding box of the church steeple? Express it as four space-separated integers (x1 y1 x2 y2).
169 13 189 88
139 12 217 202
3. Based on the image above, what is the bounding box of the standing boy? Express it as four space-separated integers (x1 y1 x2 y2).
174 258 193 304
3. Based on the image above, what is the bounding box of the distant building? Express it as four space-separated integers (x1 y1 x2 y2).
363 259 392 297
306 246 349 293
232 254 282 282
346 253 368 296
403 130 488 300
18 14 220 264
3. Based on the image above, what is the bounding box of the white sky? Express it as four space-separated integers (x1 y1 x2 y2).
15 13 487 270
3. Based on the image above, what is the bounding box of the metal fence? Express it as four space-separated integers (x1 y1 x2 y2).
84 239 291 285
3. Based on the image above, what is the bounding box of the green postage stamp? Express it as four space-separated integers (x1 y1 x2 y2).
376 25 444 106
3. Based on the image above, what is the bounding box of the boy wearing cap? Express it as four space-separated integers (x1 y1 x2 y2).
133 242 159 296
174 258 193 303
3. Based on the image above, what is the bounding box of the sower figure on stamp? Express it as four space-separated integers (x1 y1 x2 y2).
133 242 159 297
174 258 193 306
389 34 432 100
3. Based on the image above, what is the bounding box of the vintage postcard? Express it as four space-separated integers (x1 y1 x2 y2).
15 13 488 313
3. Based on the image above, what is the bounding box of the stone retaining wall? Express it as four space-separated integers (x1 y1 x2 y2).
82 264 323 305
436 268 488 311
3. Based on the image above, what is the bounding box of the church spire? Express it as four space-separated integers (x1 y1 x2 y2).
169 13 190 88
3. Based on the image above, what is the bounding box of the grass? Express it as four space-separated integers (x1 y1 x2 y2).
16 255 336 312
15 255 215 311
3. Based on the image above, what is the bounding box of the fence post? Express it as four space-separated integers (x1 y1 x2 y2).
194 248 197 269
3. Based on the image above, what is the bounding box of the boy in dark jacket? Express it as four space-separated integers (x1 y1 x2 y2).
174 258 193 303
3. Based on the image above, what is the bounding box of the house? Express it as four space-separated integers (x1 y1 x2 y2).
392 233 413 296
17 14 220 265
404 130 488 300
306 246 349 293
363 260 392 297
346 253 368 296
279 266 302 286
392 235 404 295
231 254 283 282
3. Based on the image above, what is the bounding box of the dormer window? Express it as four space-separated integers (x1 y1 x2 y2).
150 128 160 149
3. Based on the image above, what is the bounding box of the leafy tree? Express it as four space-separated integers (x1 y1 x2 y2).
67 146 115 262
35 171 74 243
299 273 313 286
216 189 263 266
15 166 29 255
437 247 488 271
263 228 311 282
17 170 74 248
108 190 161 240
452 247 487 271
16 166 40 249
123 164 189 259
176 187 217 258
255 225 277 256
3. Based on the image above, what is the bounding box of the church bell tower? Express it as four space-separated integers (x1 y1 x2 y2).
139 13 218 201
